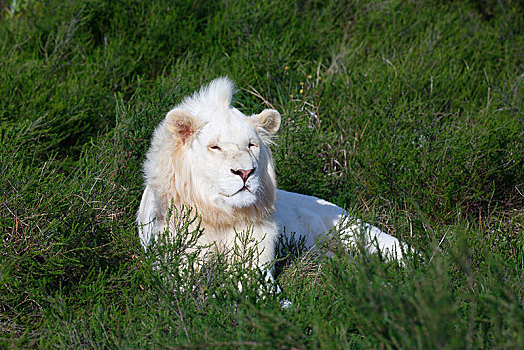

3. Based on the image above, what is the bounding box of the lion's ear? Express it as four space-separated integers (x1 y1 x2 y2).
166 109 201 144
251 109 281 135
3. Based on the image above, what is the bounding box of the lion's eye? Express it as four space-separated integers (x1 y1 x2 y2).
209 145 221 151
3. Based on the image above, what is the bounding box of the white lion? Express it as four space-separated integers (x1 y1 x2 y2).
137 77 405 276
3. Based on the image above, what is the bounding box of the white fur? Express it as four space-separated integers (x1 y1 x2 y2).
137 77 406 272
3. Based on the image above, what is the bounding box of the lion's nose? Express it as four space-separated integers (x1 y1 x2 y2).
231 168 255 183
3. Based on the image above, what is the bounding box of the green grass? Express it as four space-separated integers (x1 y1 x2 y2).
1 0 523 348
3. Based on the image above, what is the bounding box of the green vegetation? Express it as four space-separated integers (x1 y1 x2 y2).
1 0 523 348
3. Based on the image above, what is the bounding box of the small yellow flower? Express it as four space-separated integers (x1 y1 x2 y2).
300 82 304 86
300 89 304 94
307 74 312 79
290 94 293 98
285 66 289 70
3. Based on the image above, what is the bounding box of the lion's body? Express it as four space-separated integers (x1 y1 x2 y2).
138 77 404 269
275 189 403 256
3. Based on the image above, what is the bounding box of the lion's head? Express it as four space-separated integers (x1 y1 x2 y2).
144 78 281 229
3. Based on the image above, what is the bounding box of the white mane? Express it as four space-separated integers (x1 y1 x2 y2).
138 78 281 267
179 77 236 119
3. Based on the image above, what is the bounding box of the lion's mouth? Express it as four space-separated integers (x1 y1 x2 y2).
234 185 251 195
222 186 252 198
